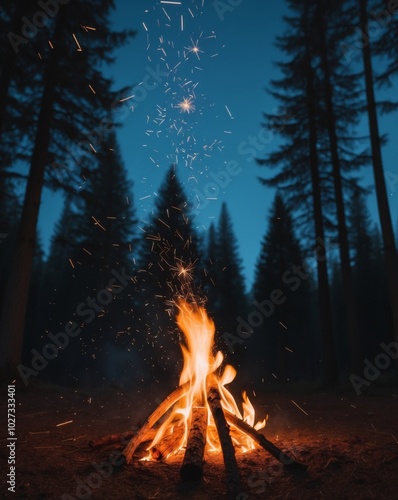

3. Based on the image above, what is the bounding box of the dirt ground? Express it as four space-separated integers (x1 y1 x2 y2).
1 380 398 500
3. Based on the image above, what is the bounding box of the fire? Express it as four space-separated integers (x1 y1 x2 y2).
145 299 266 460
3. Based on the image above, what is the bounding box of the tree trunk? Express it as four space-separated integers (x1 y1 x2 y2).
305 37 339 388
359 0 398 351
0 13 64 376
318 0 362 374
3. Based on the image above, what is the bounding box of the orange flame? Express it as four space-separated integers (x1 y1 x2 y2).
145 299 266 459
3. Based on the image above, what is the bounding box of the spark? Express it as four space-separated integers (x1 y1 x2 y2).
119 95 134 102
72 33 82 51
158 218 170 228
186 40 202 59
170 261 196 281
225 105 233 118
91 216 106 231
177 97 195 113
142 22 148 31
81 25 96 32
56 420 73 427
291 400 309 416
181 14 184 31
88 84 96 94
160 0 181 3
162 8 171 21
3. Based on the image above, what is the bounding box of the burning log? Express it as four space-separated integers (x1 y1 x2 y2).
151 423 185 460
122 381 189 464
180 406 208 481
91 298 307 497
207 388 243 497
224 410 306 470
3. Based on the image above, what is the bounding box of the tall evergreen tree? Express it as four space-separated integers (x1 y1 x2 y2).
136 165 201 379
357 0 398 347
0 2 135 376
203 222 219 313
212 203 247 360
0 0 39 163
257 1 339 387
38 133 138 386
252 194 314 382
349 189 390 361
315 0 366 374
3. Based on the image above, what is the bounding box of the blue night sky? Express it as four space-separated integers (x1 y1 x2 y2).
39 0 398 290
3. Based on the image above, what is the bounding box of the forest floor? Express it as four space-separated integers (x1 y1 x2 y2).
1 380 398 500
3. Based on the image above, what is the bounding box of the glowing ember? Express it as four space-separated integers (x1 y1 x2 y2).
143 299 266 460
177 97 195 113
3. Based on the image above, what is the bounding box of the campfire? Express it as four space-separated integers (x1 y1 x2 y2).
90 299 305 496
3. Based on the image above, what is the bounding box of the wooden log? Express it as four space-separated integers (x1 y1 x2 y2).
180 406 208 481
89 431 134 449
89 429 157 449
151 423 185 461
207 388 243 497
224 410 307 470
122 381 189 464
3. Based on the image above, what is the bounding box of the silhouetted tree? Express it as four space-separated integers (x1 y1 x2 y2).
349 189 390 361
136 165 201 380
203 222 219 313
38 133 138 386
0 0 39 163
315 0 369 374
357 0 398 347
0 2 135 376
252 194 314 382
212 203 247 359
257 1 338 387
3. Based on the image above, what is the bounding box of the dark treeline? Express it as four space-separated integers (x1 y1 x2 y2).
0 0 397 390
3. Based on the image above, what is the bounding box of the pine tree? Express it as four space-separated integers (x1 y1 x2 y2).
357 0 398 348
257 1 339 387
314 0 368 374
38 133 138 386
0 0 39 162
136 165 202 380
212 203 247 359
349 189 390 360
0 2 135 376
203 222 219 313
252 194 313 382
372 0 398 87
